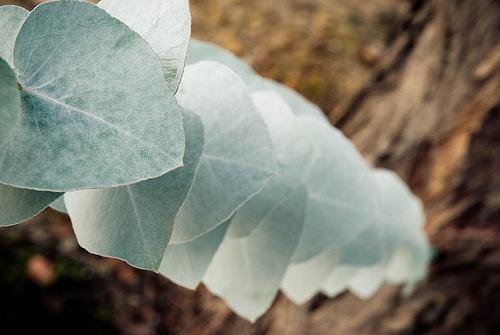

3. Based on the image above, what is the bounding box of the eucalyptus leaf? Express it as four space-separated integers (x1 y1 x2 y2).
187 39 264 90
348 264 386 299
65 109 203 271
292 116 379 262
339 215 387 266
98 0 190 92
187 39 329 121
0 56 60 226
321 265 356 298
372 169 426 256
281 247 341 305
0 182 60 227
385 233 431 284
170 61 275 243
204 184 307 321
0 5 28 68
0 0 184 191
0 57 19 150
159 217 232 289
50 195 67 214
202 91 312 321
320 168 430 300
228 91 315 238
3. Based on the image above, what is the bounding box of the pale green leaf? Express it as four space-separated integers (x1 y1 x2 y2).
227 91 315 238
0 57 60 226
65 109 203 270
50 195 67 214
0 182 60 227
281 247 341 304
159 217 232 289
170 61 275 243
339 217 387 266
204 183 307 321
0 1 184 191
291 116 379 262
187 39 329 121
347 264 386 299
321 265 356 298
202 91 312 321
0 5 28 68
0 57 19 150
98 0 191 92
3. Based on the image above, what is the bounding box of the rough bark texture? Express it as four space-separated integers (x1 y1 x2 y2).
1 0 499 334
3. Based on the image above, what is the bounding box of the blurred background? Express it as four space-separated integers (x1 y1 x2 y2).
0 0 499 334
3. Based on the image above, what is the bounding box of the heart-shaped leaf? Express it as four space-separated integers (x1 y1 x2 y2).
202 91 312 321
0 1 184 191
188 39 329 121
170 61 275 243
98 0 190 92
281 247 341 304
50 196 67 214
291 116 379 262
159 217 232 289
205 184 307 320
320 169 430 300
0 5 28 67
227 91 315 238
0 182 60 227
321 265 356 298
65 109 203 270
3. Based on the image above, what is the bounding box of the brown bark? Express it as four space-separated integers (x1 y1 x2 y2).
1 0 499 334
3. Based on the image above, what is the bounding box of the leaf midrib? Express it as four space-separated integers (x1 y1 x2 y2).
21 86 177 162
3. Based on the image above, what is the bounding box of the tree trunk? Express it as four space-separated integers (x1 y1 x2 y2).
1 0 499 334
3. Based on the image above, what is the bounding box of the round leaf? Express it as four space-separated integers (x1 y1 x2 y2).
170 61 275 243
0 5 28 67
0 1 184 191
65 110 203 270
99 0 191 92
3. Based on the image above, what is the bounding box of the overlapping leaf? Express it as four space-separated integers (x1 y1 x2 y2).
202 91 313 320
0 42 61 226
0 0 184 191
98 0 190 92
0 182 60 227
50 196 67 214
291 116 379 263
187 39 329 121
65 110 203 270
0 1 432 323
170 61 275 243
0 5 28 67
159 217 232 289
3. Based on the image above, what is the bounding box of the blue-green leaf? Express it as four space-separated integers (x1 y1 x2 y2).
0 5 28 68
202 91 312 321
0 56 60 226
291 116 379 262
98 0 191 92
188 39 329 121
0 182 60 227
64 109 203 270
0 1 184 191
159 217 232 289
170 61 275 243
281 247 341 304
50 196 67 214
